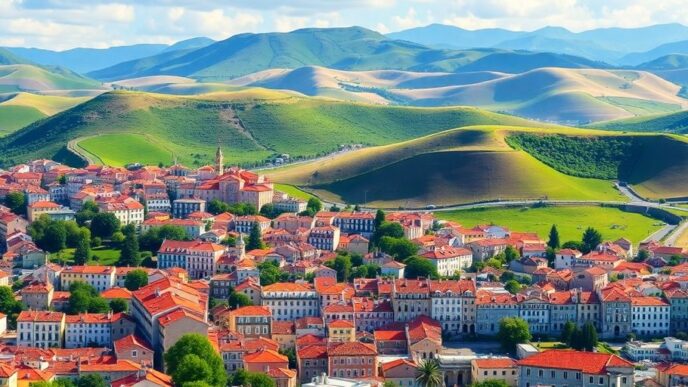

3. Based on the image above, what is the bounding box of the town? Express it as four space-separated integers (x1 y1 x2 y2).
0 149 681 387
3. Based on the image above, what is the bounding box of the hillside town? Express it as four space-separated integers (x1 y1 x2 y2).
0 151 684 387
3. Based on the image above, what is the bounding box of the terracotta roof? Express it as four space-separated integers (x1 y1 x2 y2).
329 320 354 329
631 296 669 307
230 306 271 317
17 311 64 323
100 287 132 300
243 349 288 364
473 358 516 369
381 358 416 373
517 350 632 374
328 341 377 356
271 321 295 335
114 334 152 353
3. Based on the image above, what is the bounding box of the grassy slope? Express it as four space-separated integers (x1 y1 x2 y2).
592 110 688 134
437 205 662 244
0 65 102 92
0 90 543 167
77 133 173 166
268 126 688 206
0 105 45 136
0 93 90 136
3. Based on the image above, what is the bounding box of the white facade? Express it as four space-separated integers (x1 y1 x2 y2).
60 267 116 292
631 301 670 337
261 285 320 321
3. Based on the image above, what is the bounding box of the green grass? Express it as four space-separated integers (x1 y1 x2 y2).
437 205 662 244
78 133 173 166
591 110 688 134
536 341 568 350
54 246 121 266
596 342 619 355
597 96 682 116
274 184 315 201
0 105 45 136
0 64 102 91
0 91 543 168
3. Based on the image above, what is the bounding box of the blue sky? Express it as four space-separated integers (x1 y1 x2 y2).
3 0 688 50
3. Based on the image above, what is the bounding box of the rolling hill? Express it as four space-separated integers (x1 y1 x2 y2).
0 93 90 135
87 27 609 82
0 48 30 65
0 64 104 93
267 127 688 206
226 66 687 123
0 90 544 168
592 110 688 134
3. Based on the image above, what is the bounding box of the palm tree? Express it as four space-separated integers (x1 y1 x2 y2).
415 358 443 387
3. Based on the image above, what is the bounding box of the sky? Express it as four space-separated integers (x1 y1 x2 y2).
4 0 688 50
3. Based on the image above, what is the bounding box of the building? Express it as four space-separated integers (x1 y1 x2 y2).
27 201 75 222
554 249 583 270
114 334 154 366
332 212 375 237
60 266 116 292
381 358 418 387
327 320 355 343
327 342 378 379
172 198 206 219
297 344 328 384
20 282 54 310
17 311 65 348
471 358 518 387
261 282 319 321
421 246 472 277
64 312 136 348
157 240 225 280
429 279 476 336
243 348 289 373
98 196 145 225
517 350 634 387
631 296 670 338
227 306 272 338
656 363 688 386
308 226 341 252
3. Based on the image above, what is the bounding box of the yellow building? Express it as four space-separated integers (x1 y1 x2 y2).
327 320 355 342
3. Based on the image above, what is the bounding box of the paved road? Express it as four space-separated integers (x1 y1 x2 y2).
666 220 688 247
642 224 677 243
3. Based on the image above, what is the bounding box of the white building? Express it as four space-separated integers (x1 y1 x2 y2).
64 312 135 349
98 197 145 225
60 266 116 292
17 311 65 348
554 249 583 270
631 296 671 337
308 226 341 251
421 246 472 276
157 240 226 279
261 282 319 321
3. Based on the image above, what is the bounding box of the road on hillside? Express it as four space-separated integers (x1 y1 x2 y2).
666 221 688 247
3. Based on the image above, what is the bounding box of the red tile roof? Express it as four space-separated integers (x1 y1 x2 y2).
517 350 632 374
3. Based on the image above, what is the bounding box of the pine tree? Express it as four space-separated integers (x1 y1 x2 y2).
548 224 560 249
247 222 265 251
118 226 140 267
73 228 91 265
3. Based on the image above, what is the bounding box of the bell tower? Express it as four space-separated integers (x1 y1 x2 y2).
215 146 224 175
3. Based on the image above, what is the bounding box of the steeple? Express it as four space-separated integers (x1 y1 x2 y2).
215 146 224 175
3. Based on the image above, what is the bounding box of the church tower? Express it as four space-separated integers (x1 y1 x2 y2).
215 146 224 175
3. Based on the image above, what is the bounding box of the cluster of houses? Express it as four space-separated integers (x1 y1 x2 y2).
0 157 688 386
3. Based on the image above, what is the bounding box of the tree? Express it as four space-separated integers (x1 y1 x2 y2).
76 374 107 387
504 280 522 294
561 240 584 251
373 222 404 245
73 227 91 265
246 222 265 251
75 201 99 226
124 269 149 291
64 221 82 248
307 197 322 213
415 359 443 387
581 321 598 351
581 227 602 254
259 203 284 219
280 347 297 369
4 191 25 215
404 257 438 279
471 381 509 387
173 354 212 386
350 264 380 280
560 321 576 346
68 282 108 314
326 254 352 282
43 222 67 253
207 199 229 215
119 227 140 267
164 334 227 387
228 291 252 308
139 225 188 252
90 213 120 239
635 249 650 263
0 286 23 329
497 317 531 353
375 209 386 228
109 298 128 313
379 236 418 261
503 245 520 263
258 261 281 286
547 224 560 249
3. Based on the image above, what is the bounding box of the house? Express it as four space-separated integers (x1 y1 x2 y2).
114 334 154 366
517 350 634 387
554 249 582 270
60 265 116 292
420 246 472 276
297 344 328 384
227 306 272 338
327 342 378 379
656 363 688 386
345 235 369 255
243 349 289 373
381 358 418 387
27 201 75 222
630 296 670 337
308 226 341 251
261 282 319 321
471 358 518 387
381 260 405 279
570 267 608 292
157 240 225 280
172 198 206 219
17 311 65 348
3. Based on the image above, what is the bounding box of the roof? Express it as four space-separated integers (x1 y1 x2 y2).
17 311 64 323
473 358 516 369
631 296 669 307
382 358 416 373
114 334 152 353
517 350 633 374
230 305 271 317
243 349 288 364
329 320 354 329
100 287 132 300
328 341 377 356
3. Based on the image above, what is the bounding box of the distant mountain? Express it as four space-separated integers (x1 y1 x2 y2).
0 64 104 93
622 40 688 65
387 23 524 48
161 37 215 53
638 54 688 70
390 23 688 63
0 48 30 65
87 26 609 82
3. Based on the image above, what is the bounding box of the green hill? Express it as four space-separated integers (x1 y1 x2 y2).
0 48 30 65
87 27 609 82
591 110 688 133
0 93 90 136
0 90 543 168
268 126 688 206
0 64 103 93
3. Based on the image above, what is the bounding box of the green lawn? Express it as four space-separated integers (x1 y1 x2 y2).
274 184 316 201
437 205 663 245
0 105 45 136
54 246 121 266
78 133 173 166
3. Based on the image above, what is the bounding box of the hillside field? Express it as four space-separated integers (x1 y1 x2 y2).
77 133 173 166
437 205 662 244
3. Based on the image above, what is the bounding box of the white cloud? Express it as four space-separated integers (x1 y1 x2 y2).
275 15 310 32
393 7 422 29
92 3 135 23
